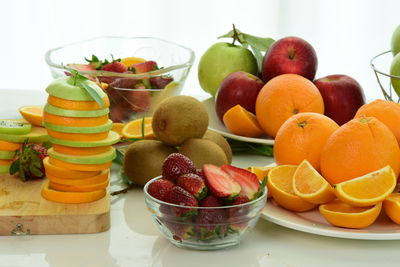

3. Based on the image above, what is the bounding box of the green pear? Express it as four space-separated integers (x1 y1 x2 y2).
391 24 400 56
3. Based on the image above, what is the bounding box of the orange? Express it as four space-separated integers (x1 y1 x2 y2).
293 160 336 204
41 182 106 204
43 112 109 127
319 199 382 229
47 95 110 110
48 157 112 172
222 105 264 137
334 165 396 207
355 99 400 145
267 165 316 212
320 116 400 184
52 144 110 156
120 56 146 67
383 193 400 224
255 74 324 138
46 170 109 185
43 157 100 179
122 117 154 139
112 123 125 137
19 106 43 126
47 129 109 141
0 140 21 151
246 165 272 182
49 178 109 192
274 112 339 170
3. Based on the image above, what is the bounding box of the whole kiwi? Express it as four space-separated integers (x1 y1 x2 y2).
152 95 209 146
202 130 232 163
178 138 228 169
123 140 177 186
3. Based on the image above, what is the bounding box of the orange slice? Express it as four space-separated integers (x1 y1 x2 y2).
383 193 400 224
43 112 109 127
223 105 264 138
47 95 110 110
41 182 106 203
47 129 109 141
293 160 336 204
46 169 109 185
120 56 146 67
319 199 382 229
267 165 316 212
246 165 272 182
0 159 12 166
48 157 112 172
49 178 109 192
112 123 125 137
52 144 110 156
43 157 100 179
334 165 396 207
19 106 43 126
121 117 154 139
0 140 21 151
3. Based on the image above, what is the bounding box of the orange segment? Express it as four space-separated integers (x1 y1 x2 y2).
120 56 146 67
246 165 272 182
49 178 109 192
49 157 112 172
47 170 109 185
43 112 109 127
334 166 396 207
0 140 22 151
0 159 12 166
383 193 400 224
121 117 154 139
47 129 109 141
267 165 316 212
41 181 106 204
19 106 43 127
52 144 110 156
47 95 110 110
223 105 264 138
112 123 125 137
319 199 382 229
43 157 100 179
293 160 336 204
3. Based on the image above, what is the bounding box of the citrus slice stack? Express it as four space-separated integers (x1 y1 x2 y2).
41 77 120 203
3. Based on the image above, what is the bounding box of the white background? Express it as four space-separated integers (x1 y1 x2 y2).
0 0 399 100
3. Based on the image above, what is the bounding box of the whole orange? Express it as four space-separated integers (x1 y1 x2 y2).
274 112 339 171
355 99 400 145
320 116 400 184
255 74 324 138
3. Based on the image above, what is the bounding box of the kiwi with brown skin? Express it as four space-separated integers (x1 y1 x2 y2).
123 140 177 186
202 130 232 163
152 95 209 146
178 138 228 169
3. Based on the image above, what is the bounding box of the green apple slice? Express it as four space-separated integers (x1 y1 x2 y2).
0 126 49 143
0 120 31 135
47 147 116 164
44 104 109 118
49 130 120 148
0 164 10 173
46 77 106 101
0 150 16 160
43 120 113 134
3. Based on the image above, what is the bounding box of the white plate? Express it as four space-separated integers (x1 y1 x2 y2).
262 199 400 240
202 97 275 145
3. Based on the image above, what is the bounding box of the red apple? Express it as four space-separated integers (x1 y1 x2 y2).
261 36 318 82
215 71 264 122
314 74 365 125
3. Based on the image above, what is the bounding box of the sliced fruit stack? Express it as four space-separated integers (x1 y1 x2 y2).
42 76 120 204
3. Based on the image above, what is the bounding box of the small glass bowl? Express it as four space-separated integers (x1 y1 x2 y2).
144 176 267 250
45 36 195 122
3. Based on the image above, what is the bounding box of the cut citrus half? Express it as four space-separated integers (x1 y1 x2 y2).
383 193 400 224
334 165 396 207
120 56 146 67
47 95 110 110
19 106 43 127
246 165 272 182
43 157 100 179
47 129 109 141
293 160 336 204
319 199 382 229
223 105 264 138
267 165 316 212
112 123 125 137
46 169 109 185
0 140 21 151
48 157 112 172
52 144 110 156
43 112 109 127
41 182 106 204
121 117 154 139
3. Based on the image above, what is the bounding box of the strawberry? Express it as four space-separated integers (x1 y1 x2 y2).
202 164 241 198
108 104 130 122
228 195 250 218
161 219 194 241
9 142 48 181
67 63 96 72
101 62 128 73
129 61 158 73
150 76 173 89
162 153 196 181
176 173 207 201
122 90 151 113
168 186 198 218
195 195 228 239
221 165 260 200
200 195 223 207
147 179 174 202
196 169 206 181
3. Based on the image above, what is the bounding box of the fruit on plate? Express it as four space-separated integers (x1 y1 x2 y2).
390 52 400 96
274 112 339 170
255 74 324 138
19 106 44 127
261 36 317 83
215 71 264 122
0 119 32 135
121 117 154 139
320 117 400 184
319 199 382 229
383 193 400 224
391 24 400 56
222 105 264 138
314 74 365 125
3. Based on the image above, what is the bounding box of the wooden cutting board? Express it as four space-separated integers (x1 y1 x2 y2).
0 174 110 235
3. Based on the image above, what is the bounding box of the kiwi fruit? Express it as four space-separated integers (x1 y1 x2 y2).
202 130 232 163
152 95 209 146
178 138 228 169
123 140 177 186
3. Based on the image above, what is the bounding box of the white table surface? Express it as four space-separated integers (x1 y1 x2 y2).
1 90 400 267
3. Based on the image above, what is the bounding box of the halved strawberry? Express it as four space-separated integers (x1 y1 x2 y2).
101 62 128 73
221 165 260 200
202 164 241 198
130 61 158 73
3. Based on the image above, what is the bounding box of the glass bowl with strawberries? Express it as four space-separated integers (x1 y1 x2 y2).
45 36 194 122
143 153 267 250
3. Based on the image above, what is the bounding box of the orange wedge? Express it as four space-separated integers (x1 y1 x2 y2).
46 169 109 186
293 160 336 204
43 157 100 179
247 165 272 182
121 117 154 139
41 182 106 203
47 129 109 141
319 199 382 229
334 165 396 207
43 112 109 127
19 106 43 126
223 105 264 138
0 140 21 151
52 144 110 156
48 157 112 172
383 193 400 224
120 56 146 67
49 178 109 192
112 123 125 137
267 165 316 212
47 95 110 110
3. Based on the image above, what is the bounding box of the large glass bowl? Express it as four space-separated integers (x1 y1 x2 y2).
45 36 195 122
144 176 267 250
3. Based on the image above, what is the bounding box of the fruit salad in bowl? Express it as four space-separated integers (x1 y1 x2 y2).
45 36 194 122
